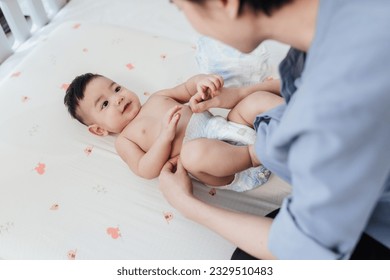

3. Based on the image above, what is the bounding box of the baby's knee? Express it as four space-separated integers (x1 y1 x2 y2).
245 91 282 115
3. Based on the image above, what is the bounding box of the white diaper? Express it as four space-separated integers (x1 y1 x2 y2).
183 111 271 192
184 111 256 145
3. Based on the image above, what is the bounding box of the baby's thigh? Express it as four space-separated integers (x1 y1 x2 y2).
180 139 209 171
228 91 283 126
181 138 251 176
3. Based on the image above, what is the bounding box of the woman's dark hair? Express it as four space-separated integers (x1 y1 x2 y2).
188 0 293 16
64 73 101 125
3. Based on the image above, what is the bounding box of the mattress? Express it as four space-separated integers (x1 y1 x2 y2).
0 21 290 260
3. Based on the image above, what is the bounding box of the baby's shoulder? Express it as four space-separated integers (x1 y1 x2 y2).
144 91 174 104
149 89 172 99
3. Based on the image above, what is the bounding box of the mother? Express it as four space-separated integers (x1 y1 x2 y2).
159 0 390 259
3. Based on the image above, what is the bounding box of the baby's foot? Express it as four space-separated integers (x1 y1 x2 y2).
225 165 271 192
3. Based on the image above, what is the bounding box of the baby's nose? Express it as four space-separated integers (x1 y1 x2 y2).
115 96 124 105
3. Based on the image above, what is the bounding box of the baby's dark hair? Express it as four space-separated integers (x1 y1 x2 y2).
188 0 292 16
64 73 101 125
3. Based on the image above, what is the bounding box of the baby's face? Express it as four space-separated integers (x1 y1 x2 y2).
77 76 141 134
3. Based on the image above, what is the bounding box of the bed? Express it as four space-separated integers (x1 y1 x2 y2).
0 0 290 260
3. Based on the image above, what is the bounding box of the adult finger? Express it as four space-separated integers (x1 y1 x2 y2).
160 159 176 174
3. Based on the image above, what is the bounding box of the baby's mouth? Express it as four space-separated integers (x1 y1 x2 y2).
123 102 130 113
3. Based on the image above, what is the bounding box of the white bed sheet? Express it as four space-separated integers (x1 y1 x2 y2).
0 1 291 260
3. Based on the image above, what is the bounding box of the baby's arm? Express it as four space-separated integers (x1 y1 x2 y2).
115 106 181 179
154 74 223 104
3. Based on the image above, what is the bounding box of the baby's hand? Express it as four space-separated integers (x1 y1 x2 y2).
196 74 224 100
160 105 182 142
190 74 223 113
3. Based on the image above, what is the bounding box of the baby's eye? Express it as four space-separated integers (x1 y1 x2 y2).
101 100 109 109
115 86 121 93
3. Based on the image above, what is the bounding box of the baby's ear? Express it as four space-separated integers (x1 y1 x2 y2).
88 124 109 136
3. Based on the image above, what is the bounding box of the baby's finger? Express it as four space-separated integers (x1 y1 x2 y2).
196 83 207 99
169 112 181 128
214 74 224 88
167 105 182 121
205 75 223 93
204 80 218 94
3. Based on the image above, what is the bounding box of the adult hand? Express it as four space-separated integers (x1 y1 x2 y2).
158 158 194 212
159 157 275 259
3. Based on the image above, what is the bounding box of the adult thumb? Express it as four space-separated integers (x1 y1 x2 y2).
194 99 213 113
176 159 186 174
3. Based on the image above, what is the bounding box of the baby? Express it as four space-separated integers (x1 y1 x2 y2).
64 73 283 192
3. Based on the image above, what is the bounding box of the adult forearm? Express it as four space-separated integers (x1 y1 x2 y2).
239 79 281 98
180 196 276 260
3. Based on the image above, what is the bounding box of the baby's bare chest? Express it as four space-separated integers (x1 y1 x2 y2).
122 97 192 153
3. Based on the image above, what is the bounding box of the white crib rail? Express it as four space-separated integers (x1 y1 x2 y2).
0 21 12 63
27 0 50 29
0 0 67 63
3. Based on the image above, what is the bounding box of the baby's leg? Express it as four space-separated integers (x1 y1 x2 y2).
181 138 258 187
227 91 283 127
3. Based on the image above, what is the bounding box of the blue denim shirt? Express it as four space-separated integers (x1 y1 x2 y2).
254 0 390 259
